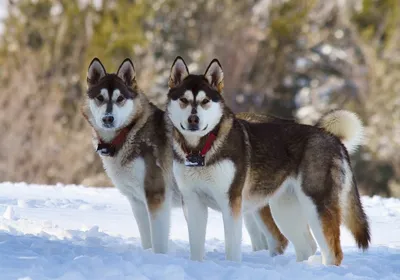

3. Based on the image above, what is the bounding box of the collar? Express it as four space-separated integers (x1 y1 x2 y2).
199 132 217 157
96 121 135 157
181 126 219 161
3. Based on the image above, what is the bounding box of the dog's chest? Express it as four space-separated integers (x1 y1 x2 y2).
172 159 236 210
102 155 146 200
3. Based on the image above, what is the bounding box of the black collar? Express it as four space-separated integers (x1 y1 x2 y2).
96 121 135 157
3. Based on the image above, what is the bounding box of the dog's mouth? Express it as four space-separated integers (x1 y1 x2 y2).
102 123 115 129
180 123 208 132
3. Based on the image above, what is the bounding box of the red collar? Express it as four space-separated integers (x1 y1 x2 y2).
182 125 219 158
181 132 217 156
180 131 218 167
199 132 217 156
97 122 135 157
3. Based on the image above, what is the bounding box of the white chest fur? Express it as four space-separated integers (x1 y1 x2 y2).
102 155 146 201
173 159 236 211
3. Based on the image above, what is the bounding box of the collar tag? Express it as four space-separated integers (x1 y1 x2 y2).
97 143 115 157
95 121 135 158
185 153 205 167
182 132 217 167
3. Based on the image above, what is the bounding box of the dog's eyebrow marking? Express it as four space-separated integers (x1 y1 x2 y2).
197 90 206 100
112 89 121 101
100 88 109 101
183 90 194 101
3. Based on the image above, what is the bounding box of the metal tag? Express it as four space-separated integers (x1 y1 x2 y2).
185 154 205 167
96 143 115 157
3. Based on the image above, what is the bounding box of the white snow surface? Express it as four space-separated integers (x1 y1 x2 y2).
0 182 399 280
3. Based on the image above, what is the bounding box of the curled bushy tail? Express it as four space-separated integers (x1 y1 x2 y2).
317 110 364 154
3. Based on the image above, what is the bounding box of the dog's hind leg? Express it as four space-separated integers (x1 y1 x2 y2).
244 212 268 251
255 206 289 256
296 171 343 266
296 190 342 265
128 197 152 250
269 186 317 262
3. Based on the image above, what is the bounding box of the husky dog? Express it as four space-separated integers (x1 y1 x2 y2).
82 57 291 256
166 57 370 265
82 58 179 254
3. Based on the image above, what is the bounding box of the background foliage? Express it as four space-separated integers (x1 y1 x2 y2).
0 0 399 197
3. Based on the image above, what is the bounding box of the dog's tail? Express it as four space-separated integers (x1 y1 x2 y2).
343 175 371 250
316 110 364 154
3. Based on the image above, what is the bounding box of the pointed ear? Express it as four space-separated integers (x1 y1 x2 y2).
87 58 106 86
169 56 189 88
204 59 224 93
117 58 136 87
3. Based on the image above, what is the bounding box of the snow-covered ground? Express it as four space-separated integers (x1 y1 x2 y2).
0 182 399 280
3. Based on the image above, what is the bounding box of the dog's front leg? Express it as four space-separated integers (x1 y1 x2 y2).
183 192 208 261
147 193 171 254
222 206 243 262
128 197 152 250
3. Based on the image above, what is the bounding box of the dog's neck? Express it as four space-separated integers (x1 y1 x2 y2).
93 119 136 157
96 129 118 143
183 133 203 148
173 115 233 158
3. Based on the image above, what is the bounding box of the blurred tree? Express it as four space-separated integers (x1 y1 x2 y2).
351 0 400 196
0 0 151 186
0 0 399 196
86 0 151 70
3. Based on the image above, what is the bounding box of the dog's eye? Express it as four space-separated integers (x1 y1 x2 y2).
116 96 125 103
179 98 189 104
201 99 210 105
96 95 104 103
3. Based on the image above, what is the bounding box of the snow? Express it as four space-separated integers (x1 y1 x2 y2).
0 182 399 280
2 205 19 220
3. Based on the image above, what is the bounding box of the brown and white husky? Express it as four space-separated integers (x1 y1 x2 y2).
83 57 368 264
82 57 286 256
82 58 179 254
166 56 370 265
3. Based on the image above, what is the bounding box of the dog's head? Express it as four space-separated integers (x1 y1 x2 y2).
85 58 140 131
166 57 225 138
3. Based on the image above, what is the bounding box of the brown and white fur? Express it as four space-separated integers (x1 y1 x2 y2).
82 58 288 257
166 57 370 265
82 58 180 254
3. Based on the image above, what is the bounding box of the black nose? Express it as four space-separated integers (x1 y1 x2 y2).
188 115 199 130
102 115 114 125
188 115 199 125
